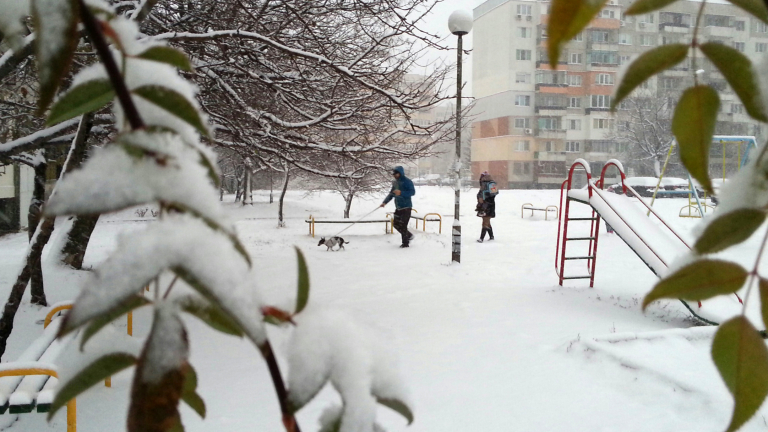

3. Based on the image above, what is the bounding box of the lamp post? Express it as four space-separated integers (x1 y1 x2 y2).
448 10 472 264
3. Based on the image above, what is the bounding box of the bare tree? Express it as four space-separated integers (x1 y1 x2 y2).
613 91 676 177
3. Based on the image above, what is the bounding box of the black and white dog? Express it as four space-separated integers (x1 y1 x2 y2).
317 236 348 251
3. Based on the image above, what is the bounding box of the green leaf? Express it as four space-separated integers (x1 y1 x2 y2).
612 45 689 110
182 365 206 418
79 295 151 350
643 259 748 309
695 209 767 254
32 0 81 112
625 0 679 15
132 85 209 137
136 46 193 71
672 86 720 194
712 316 768 432
377 398 414 425
48 353 137 419
700 42 768 122
47 79 115 126
726 0 768 25
179 296 243 337
760 279 768 332
295 247 310 314
548 0 608 69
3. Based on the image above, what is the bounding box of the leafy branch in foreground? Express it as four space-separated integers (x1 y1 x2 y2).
549 0 768 430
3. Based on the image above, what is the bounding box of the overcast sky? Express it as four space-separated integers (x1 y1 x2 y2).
417 0 489 97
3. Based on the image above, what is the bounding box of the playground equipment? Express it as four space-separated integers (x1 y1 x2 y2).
556 159 743 325
649 136 758 218
521 204 559 220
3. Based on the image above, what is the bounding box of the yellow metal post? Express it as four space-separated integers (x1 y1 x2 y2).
648 143 676 216
127 311 133 336
67 399 76 432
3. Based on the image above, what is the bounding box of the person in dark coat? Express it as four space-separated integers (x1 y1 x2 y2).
380 166 416 248
476 171 496 243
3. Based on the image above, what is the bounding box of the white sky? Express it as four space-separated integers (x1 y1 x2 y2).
417 0 489 98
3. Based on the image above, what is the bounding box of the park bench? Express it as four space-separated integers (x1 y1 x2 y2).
0 302 77 432
521 203 559 221
306 215 392 237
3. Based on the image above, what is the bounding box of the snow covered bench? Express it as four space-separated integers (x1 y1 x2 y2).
521 203 559 221
0 302 76 432
306 215 392 237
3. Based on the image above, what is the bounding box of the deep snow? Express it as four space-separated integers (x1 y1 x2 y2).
1 186 767 432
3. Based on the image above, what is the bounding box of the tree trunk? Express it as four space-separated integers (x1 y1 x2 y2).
269 169 274 204
28 161 48 306
654 157 662 177
243 168 253 206
59 214 99 269
278 168 289 227
344 193 354 219
58 114 97 270
0 217 55 359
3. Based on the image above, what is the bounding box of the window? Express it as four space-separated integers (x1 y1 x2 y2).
592 31 610 43
732 104 745 114
596 73 614 85
591 95 611 108
660 77 681 89
517 4 532 15
640 35 655 46
589 51 618 64
733 42 745 52
518 27 531 38
619 33 632 45
515 95 531 106
538 117 561 130
639 13 654 24
758 22 768 33
660 12 691 27
514 118 530 129
513 162 532 175
516 49 532 60
568 97 581 108
592 118 613 129
515 140 531 152
639 80 651 89
566 141 581 152
735 20 746 31
600 9 615 19
568 75 583 86
590 141 613 153
569 53 583 64
619 55 632 65
757 42 768 53
572 32 583 42
705 15 731 28
516 72 531 83
568 119 582 130
544 141 554 152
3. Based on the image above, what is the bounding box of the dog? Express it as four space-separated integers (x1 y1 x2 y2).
317 236 348 251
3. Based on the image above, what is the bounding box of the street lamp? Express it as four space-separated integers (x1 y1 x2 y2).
448 10 472 264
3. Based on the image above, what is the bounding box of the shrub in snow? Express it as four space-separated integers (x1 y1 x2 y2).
0 1 413 431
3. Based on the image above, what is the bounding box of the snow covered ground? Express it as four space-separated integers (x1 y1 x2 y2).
1 186 767 432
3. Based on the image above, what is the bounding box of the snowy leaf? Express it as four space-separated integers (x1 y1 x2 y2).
624 0 678 14
0 0 31 49
31 0 80 112
712 316 768 432
178 296 243 337
760 279 768 332
612 45 688 111
47 79 115 126
295 247 310 314
48 353 137 419
181 364 206 418
726 0 768 25
700 42 768 122
128 306 188 432
133 85 209 137
695 209 766 254
672 86 719 194
137 46 193 71
78 295 151 350
548 0 608 69
376 398 413 425
643 260 748 309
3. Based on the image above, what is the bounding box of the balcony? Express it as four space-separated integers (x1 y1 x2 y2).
588 42 619 51
659 23 690 33
704 26 736 38
536 106 567 115
535 129 567 139
534 151 567 162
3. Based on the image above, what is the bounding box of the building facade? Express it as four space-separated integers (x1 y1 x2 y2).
471 0 766 188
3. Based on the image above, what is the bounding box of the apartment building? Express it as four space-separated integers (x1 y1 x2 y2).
471 0 766 188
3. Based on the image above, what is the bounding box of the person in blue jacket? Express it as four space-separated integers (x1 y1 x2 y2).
380 166 416 248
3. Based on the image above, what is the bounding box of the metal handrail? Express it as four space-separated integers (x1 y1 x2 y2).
0 366 76 432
